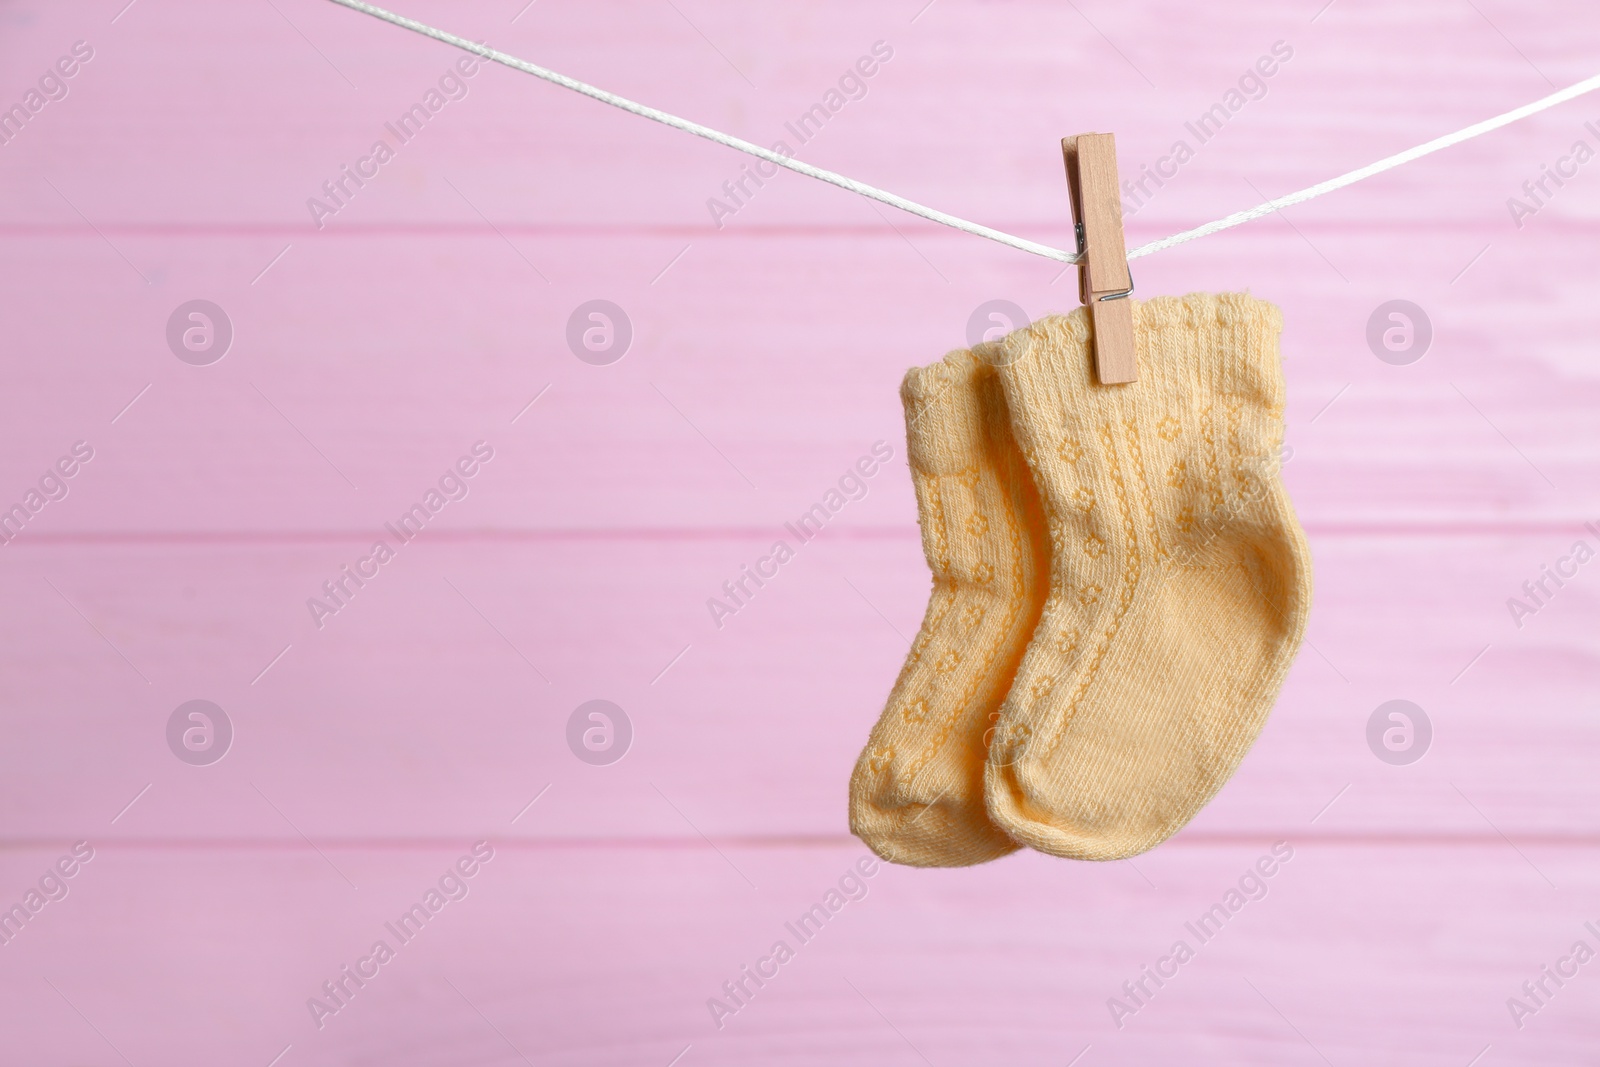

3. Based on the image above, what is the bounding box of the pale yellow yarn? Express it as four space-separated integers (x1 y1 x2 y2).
984 292 1313 860
849 348 1049 867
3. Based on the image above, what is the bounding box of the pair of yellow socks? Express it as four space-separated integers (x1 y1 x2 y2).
849 293 1313 866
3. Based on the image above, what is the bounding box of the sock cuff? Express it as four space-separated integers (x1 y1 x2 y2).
1138 293 1283 409
999 292 1284 410
993 293 1286 471
900 348 1004 476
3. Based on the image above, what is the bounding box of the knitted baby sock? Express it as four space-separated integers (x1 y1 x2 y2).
985 293 1312 861
849 348 1049 867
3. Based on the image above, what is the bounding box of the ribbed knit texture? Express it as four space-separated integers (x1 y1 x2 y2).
984 292 1313 861
849 348 1049 867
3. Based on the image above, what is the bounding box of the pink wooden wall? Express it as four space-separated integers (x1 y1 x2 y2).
3 0 1600 1062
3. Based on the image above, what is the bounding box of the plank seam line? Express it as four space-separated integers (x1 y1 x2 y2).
3 833 1597 850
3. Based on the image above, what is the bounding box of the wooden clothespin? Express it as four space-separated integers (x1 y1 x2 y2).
1063 133 1137 384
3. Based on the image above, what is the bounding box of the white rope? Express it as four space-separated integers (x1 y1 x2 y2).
326 0 1600 266
1129 70 1600 260
322 0 1080 262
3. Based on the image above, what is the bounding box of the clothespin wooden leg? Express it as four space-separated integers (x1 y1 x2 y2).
1064 133 1137 384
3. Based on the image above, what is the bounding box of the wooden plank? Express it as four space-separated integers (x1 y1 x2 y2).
0 228 1598 534
0 533 1596 841
0 841 1596 1063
